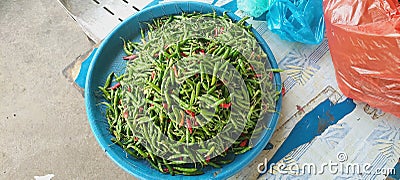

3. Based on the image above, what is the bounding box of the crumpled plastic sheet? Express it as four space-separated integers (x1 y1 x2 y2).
324 0 400 117
266 0 325 44
237 0 274 18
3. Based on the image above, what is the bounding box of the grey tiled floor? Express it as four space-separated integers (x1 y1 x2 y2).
0 0 131 178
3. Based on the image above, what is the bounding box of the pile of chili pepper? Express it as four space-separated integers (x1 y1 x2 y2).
99 12 281 175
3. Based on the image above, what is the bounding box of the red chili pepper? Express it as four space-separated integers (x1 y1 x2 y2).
109 82 121 90
167 119 171 123
269 72 273 80
162 103 168 109
179 157 183 161
219 102 232 109
139 106 144 113
122 54 138 60
239 139 248 147
153 53 159 58
180 52 188 57
206 155 210 163
199 49 205 55
123 110 129 119
224 147 229 152
163 168 169 172
186 118 193 134
134 137 138 141
172 65 178 77
255 74 263 78
151 71 156 80
127 86 131 92
214 28 218 37
185 110 195 117
281 86 286 96
249 65 255 71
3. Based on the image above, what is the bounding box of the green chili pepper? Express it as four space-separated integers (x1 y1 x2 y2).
104 72 114 88
121 38 133 56
100 13 277 175
173 167 199 173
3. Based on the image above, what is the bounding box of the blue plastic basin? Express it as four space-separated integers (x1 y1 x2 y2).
85 2 282 179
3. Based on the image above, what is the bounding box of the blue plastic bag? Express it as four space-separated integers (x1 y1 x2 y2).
237 0 275 18
266 0 325 44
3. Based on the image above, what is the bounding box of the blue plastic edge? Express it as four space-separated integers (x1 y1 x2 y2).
84 2 282 180
75 48 98 89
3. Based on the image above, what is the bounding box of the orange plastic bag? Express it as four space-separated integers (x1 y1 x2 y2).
323 0 400 117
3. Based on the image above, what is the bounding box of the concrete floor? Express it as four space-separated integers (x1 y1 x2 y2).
0 0 131 179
